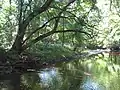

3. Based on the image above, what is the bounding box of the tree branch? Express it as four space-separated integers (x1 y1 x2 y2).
11 0 53 52
19 0 23 24
22 0 76 50
23 29 90 50
23 0 54 29
23 16 67 44
55 30 91 36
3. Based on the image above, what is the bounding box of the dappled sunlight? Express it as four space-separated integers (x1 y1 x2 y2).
80 53 120 90
1 0 120 89
39 68 62 89
39 53 120 90
81 77 105 90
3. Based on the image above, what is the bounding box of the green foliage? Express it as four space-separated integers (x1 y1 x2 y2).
1 0 120 60
0 0 17 49
1 0 120 51
0 0 100 51
27 42 74 61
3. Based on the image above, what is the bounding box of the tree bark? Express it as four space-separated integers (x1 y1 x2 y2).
11 0 54 53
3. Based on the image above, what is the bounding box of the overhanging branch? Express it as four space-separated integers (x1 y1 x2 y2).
23 16 67 44
23 29 90 50
22 0 76 50
11 0 53 52
23 0 54 29
23 0 76 44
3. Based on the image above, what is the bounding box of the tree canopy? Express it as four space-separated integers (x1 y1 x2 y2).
0 0 99 52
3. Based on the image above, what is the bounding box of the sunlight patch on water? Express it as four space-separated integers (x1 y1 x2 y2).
39 68 61 85
39 68 56 83
81 77 105 90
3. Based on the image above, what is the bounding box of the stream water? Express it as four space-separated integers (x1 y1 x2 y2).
0 51 120 90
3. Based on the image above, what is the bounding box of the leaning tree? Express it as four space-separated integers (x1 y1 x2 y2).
0 0 101 89
0 0 100 73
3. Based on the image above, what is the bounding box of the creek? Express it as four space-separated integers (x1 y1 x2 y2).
0 50 120 90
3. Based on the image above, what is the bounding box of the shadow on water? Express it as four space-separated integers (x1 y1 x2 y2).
1 51 120 90
0 73 20 90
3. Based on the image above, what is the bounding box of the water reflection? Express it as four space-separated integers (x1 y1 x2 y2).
39 68 104 90
20 53 120 90
40 68 58 84
81 77 104 90
39 68 62 89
